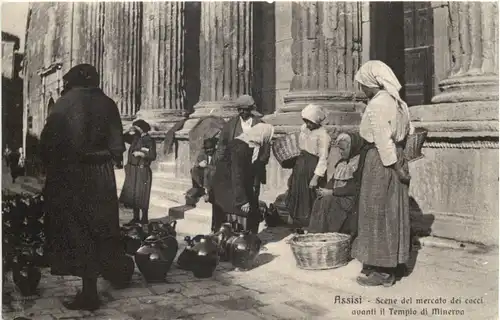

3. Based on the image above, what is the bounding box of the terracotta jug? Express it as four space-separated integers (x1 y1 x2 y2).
12 255 41 296
135 234 178 282
176 235 203 271
190 236 219 278
227 231 262 270
121 224 147 255
213 223 235 261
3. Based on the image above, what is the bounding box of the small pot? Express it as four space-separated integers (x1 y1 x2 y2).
121 224 147 255
12 258 41 296
176 235 203 271
213 223 235 261
190 236 219 279
135 235 179 282
227 231 262 270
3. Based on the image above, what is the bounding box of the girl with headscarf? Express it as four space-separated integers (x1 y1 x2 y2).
286 104 332 227
119 119 157 225
40 64 134 311
352 60 413 287
308 132 367 235
211 123 274 233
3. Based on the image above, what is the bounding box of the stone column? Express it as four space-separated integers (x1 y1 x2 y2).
184 1 254 128
265 2 365 130
71 3 105 84
135 2 186 131
102 2 142 119
409 3 498 246
431 2 498 104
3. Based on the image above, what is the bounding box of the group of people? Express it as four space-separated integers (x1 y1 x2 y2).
37 59 412 311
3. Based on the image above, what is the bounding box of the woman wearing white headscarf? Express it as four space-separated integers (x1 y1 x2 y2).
286 104 332 227
352 60 413 287
211 123 274 233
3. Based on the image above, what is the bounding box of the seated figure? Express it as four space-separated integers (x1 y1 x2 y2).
307 132 367 235
186 137 217 205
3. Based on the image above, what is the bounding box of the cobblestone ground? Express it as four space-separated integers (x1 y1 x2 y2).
2 169 499 319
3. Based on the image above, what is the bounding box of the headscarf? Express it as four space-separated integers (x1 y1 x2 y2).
62 63 100 89
333 132 366 183
354 60 411 125
236 123 274 163
301 104 326 125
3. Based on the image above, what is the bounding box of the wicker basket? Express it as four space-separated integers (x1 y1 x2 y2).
404 128 428 162
288 233 351 270
272 132 301 168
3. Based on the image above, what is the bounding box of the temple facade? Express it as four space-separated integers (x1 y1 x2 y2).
22 2 498 245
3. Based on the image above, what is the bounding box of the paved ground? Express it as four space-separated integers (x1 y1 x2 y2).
2 166 499 320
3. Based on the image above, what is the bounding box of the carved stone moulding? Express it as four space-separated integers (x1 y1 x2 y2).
135 109 185 133
432 75 499 104
190 100 241 119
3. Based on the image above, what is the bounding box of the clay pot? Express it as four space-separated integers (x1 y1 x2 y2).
190 236 219 279
12 256 41 296
121 224 147 255
227 231 262 270
213 223 235 261
135 234 178 282
176 235 203 271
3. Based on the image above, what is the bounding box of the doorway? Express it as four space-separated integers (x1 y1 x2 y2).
370 2 434 106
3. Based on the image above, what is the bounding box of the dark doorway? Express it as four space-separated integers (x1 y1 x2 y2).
252 2 276 115
370 2 434 106
184 2 201 114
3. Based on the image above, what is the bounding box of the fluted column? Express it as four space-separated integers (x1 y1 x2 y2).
71 3 105 85
432 2 498 104
188 2 253 120
102 2 142 119
135 2 186 131
265 2 365 129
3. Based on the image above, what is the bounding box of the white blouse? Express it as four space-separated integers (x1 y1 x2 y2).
359 91 411 166
298 124 331 177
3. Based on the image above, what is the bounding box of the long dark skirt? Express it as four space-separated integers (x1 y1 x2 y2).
308 195 355 234
119 164 153 211
286 151 326 227
43 161 128 278
352 147 410 268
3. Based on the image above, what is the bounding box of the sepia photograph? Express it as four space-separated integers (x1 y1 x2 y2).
1 1 498 319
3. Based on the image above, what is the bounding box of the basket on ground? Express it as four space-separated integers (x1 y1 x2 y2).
272 132 301 168
404 128 428 162
288 233 351 270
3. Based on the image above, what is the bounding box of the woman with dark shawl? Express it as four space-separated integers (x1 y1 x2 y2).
119 119 157 224
308 132 367 235
286 104 332 227
211 123 274 233
40 64 134 311
351 60 413 287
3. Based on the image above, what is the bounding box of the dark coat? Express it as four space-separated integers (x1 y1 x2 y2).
214 115 270 188
212 139 260 217
40 87 127 278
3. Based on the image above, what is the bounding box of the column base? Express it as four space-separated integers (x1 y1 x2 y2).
176 100 241 138
408 99 498 246
135 109 186 133
263 90 365 132
432 75 499 104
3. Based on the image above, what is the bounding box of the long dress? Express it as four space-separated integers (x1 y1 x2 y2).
211 139 261 233
40 87 132 281
352 91 411 268
308 158 360 234
286 124 331 227
119 133 157 211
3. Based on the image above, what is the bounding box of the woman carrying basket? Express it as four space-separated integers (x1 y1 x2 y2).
286 104 331 227
352 60 413 287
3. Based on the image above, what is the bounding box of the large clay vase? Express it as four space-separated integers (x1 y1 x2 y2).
190 236 219 279
135 234 178 282
12 256 41 297
176 235 204 271
227 231 262 270
121 224 147 255
213 223 235 262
